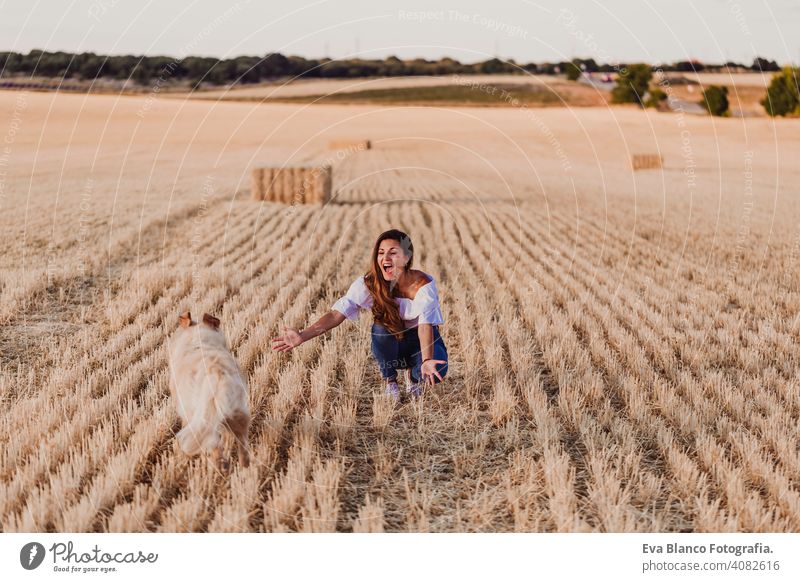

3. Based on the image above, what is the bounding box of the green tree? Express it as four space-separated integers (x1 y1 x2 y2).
675 60 704 72
611 64 652 106
645 88 668 109
702 85 730 116
752 56 780 72
565 60 582 81
478 58 508 74
132 62 151 85
79 56 108 80
761 67 800 117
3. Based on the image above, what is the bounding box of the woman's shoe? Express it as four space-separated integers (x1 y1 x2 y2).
385 378 400 401
407 378 424 398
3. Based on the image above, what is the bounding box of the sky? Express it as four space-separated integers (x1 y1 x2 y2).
1 0 798 65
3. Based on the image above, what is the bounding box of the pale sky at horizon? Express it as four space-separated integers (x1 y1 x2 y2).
1 0 798 65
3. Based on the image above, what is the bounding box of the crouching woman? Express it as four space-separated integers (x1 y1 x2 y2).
272 228 448 400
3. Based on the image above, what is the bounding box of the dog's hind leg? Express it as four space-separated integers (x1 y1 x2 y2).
201 418 228 473
226 410 251 468
210 444 230 474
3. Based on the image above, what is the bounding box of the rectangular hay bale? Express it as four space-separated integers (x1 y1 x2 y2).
328 139 371 152
250 168 264 201
290 167 302 204
250 165 332 204
316 165 332 204
262 168 275 201
281 167 293 204
631 154 663 170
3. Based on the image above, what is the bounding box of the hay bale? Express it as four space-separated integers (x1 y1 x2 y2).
318 165 332 203
294 167 308 204
286 168 297 204
328 139 371 151
263 168 275 200
250 168 264 201
280 167 293 204
308 165 332 204
632 154 663 170
250 165 332 204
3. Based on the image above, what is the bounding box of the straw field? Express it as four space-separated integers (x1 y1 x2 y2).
1 89 799 532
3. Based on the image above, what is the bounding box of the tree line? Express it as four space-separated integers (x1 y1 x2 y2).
2 50 795 117
0 50 785 88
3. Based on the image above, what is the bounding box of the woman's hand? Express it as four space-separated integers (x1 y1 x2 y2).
420 358 446 386
271 326 303 352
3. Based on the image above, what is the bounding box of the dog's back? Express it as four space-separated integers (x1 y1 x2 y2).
168 312 250 469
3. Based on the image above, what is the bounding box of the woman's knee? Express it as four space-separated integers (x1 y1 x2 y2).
371 324 400 366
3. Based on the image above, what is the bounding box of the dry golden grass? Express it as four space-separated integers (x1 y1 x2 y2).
0 89 798 532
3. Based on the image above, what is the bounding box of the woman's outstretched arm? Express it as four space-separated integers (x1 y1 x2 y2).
271 310 347 352
417 323 446 385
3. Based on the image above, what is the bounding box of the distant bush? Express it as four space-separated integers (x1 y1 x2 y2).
478 58 514 74
761 67 800 117
675 60 704 73
611 64 652 107
645 88 668 109
702 85 730 116
565 61 582 81
752 56 780 72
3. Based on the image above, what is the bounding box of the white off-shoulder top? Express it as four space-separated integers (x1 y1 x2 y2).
332 272 444 328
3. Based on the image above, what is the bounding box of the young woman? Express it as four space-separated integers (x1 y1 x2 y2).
271 229 448 400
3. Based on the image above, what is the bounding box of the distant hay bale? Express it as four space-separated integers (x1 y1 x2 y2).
250 168 264 201
281 168 293 204
314 165 332 204
290 168 303 204
251 165 332 204
263 168 275 200
328 139 371 152
632 154 663 170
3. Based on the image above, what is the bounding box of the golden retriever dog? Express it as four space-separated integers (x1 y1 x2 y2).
168 311 250 472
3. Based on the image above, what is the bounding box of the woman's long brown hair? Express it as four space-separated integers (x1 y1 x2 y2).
364 229 413 340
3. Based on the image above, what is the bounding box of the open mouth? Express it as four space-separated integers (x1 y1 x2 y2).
382 263 394 276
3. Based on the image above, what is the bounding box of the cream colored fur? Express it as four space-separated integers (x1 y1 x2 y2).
167 312 250 472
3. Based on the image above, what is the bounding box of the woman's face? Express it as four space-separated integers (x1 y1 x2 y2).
377 238 410 281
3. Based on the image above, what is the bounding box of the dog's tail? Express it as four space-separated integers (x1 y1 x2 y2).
176 389 223 456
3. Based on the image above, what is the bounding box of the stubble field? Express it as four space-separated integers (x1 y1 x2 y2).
1 87 799 532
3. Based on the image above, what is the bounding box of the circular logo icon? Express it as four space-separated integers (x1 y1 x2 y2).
20 542 46 570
